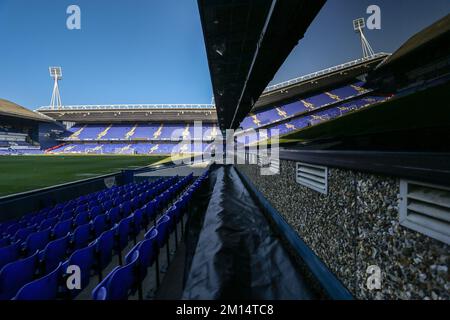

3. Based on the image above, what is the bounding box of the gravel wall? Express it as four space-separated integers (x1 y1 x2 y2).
237 161 449 300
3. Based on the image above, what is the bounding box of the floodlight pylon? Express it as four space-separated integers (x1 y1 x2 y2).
49 67 62 110
353 18 375 59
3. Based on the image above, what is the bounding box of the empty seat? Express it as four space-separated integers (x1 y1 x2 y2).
59 210 74 221
107 207 121 225
63 242 96 293
14 263 62 300
25 228 51 254
53 218 73 239
74 211 90 227
128 229 158 295
91 250 139 300
41 235 70 275
89 206 102 220
94 227 116 277
120 201 132 217
39 217 59 231
117 216 132 253
72 224 91 250
92 214 107 238
133 208 145 233
0 251 38 300
0 242 20 270
0 237 10 249
14 225 36 243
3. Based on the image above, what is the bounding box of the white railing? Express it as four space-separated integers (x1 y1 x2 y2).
37 104 216 111
263 53 390 94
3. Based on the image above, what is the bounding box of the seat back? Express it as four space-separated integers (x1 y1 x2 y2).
93 251 139 300
95 227 115 270
25 228 51 254
74 211 90 227
13 263 62 300
117 217 132 250
14 225 36 243
107 207 121 225
72 224 91 250
0 242 20 270
92 214 107 238
155 215 171 248
53 218 73 239
64 242 95 291
39 217 59 231
0 251 38 300
42 235 69 275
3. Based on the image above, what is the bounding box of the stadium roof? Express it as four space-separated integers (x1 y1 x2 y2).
198 0 326 130
0 98 53 122
377 13 450 69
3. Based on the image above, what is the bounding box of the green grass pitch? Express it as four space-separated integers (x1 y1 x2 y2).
0 155 166 197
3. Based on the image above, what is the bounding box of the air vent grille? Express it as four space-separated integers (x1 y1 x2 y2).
296 162 328 194
400 180 450 244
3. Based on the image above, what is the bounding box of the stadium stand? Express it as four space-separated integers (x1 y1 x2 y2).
0 99 54 155
0 171 209 300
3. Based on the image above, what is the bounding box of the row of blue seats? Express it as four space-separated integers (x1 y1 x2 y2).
0 175 189 300
0 177 177 272
92 171 209 300
0 178 164 242
0 178 169 253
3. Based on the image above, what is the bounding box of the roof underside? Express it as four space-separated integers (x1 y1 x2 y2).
198 0 326 130
0 99 52 123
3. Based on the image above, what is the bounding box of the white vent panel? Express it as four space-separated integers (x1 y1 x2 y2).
296 162 328 194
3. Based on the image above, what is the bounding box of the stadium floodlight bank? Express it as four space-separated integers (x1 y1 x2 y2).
49 66 62 110
353 18 375 59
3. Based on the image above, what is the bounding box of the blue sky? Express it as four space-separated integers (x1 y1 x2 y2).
0 0 449 110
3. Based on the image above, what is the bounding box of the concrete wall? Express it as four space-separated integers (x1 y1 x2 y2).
237 160 449 300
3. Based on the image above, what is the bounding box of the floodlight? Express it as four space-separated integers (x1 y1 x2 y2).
49 66 63 109
353 18 365 32
49 67 62 80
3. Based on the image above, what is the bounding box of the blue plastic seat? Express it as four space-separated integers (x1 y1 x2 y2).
72 224 91 250
13 263 61 300
107 207 121 225
94 227 116 276
41 234 69 275
0 237 10 249
130 230 158 282
120 201 132 217
117 216 132 251
0 242 20 270
74 211 90 227
90 206 102 220
133 208 145 233
59 210 74 221
0 251 38 300
5 223 23 238
63 242 95 293
14 225 36 243
102 200 113 212
29 214 46 227
53 218 73 239
25 228 51 254
92 214 107 238
74 204 89 215
39 217 59 231
155 215 171 249
91 250 139 300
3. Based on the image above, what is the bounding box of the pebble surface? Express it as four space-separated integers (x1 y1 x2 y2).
237 161 449 300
